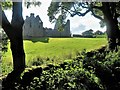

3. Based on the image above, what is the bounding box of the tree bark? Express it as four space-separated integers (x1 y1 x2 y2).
11 2 25 70
10 28 25 71
1 2 25 88
102 2 119 50
1 2 25 71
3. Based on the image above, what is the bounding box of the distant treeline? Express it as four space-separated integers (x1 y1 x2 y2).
73 29 106 38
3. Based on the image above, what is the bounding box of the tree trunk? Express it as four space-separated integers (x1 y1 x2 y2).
11 2 25 70
102 2 119 50
2 23 25 71
1 2 26 88
1 2 25 71
106 19 118 50
10 28 25 70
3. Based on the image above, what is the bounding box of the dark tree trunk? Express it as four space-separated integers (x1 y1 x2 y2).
1 2 26 88
102 2 120 50
10 27 25 70
1 2 25 71
2 23 25 71
11 2 25 70
106 19 118 50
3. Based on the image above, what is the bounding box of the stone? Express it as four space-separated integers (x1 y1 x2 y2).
23 13 71 39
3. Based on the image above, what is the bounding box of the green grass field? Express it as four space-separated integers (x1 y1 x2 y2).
2 38 107 65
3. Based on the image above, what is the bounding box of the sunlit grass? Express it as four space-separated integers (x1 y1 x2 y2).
3 38 107 65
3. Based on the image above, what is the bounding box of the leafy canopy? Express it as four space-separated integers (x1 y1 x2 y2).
48 1 120 28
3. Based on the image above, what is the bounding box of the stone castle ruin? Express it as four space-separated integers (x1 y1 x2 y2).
23 13 71 39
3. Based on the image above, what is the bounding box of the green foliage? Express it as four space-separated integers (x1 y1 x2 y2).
1 0 12 10
48 2 74 23
94 30 104 35
82 29 95 38
81 29 106 38
24 0 41 8
56 15 65 32
83 47 120 89
0 29 8 53
28 56 44 66
0 62 12 76
47 2 60 23
47 2 120 33
95 34 106 38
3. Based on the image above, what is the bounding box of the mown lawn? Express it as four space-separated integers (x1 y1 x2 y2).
2 38 107 66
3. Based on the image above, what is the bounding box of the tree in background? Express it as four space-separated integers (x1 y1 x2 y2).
48 1 120 50
56 15 65 37
82 29 94 38
94 30 104 35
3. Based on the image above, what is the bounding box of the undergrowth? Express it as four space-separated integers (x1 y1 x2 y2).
2 46 120 90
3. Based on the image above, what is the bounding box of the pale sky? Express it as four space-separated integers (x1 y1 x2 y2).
4 0 106 34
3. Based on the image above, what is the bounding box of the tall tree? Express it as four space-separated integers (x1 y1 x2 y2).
48 1 120 50
0 1 25 72
0 0 41 71
1 1 41 89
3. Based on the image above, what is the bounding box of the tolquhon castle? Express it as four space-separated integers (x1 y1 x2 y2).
23 13 71 39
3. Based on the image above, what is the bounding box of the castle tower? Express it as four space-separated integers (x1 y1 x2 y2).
64 19 71 37
23 13 44 39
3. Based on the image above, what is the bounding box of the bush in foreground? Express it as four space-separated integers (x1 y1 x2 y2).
2 46 120 90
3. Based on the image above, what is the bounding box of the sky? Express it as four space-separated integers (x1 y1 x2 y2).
4 0 106 34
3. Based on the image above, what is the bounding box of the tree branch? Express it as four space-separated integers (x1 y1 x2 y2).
78 3 88 9
91 9 104 21
70 9 90 17
92 6 103 11
73 4 77 13
62 4 90 17
0 5 14 39
62 6 75 17
70 3 90 17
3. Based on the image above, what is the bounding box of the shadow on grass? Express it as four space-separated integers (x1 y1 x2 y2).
25 37 49 43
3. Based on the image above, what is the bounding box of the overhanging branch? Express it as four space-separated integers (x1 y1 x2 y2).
89 5 104 21
70 9 90 17
70 3 90 17
91 9 104 21
91 6 103 11
62 4 90 17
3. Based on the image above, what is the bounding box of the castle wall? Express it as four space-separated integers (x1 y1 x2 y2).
23 14 44 39
23 13 71 39
45 19 71 37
